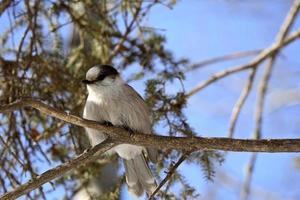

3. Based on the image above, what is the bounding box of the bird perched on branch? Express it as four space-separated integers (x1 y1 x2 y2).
82 65 157 197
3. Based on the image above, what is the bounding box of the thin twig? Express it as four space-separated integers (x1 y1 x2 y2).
253 58 277 140
148 152 191 200
107 1 142 63
228 68 257 138
0 134 27 169
185 50 261 72
240 153 257 200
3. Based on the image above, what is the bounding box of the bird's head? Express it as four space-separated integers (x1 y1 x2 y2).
82 65 121 87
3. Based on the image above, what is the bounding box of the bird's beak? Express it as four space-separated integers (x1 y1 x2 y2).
82 79 91 84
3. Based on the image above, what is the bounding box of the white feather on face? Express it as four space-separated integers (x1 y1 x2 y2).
85 66 101 81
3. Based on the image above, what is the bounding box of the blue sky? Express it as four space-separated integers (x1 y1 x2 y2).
1 0 300 199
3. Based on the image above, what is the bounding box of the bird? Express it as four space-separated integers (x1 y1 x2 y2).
82 64 157 197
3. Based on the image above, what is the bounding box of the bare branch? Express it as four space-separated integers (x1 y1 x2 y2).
185 49 261 72
276 0 300 41
1 98 300 152
228 68 257 138
148 152 191 200
185 29 300 98
241 153 257 200
0 140 116 200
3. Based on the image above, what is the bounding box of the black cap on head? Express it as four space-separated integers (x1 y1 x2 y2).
82 65 119 84
98 65 119 77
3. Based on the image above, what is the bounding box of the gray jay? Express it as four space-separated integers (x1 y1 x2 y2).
82 65 157 197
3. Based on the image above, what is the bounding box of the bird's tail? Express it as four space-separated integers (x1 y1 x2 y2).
123 154 157 197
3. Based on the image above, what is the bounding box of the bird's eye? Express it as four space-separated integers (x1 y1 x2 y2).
96 74 106 81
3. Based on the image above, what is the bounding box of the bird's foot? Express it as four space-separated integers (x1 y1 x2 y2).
118 125 135 137
102 121 113 126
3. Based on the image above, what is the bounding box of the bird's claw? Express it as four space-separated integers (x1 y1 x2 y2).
102 121 113 126
119 126 134 137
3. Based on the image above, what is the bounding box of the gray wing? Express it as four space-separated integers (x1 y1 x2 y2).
124 84 158 163
125 84 146 102
124 84 152 125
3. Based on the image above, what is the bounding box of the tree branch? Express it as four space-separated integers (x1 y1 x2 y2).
185 29 300 98
107 1 142 63
1 98 300 152
185 49 261 72
228 68 257 138
148 152 191 200
0 0 12 16
0 140 116 200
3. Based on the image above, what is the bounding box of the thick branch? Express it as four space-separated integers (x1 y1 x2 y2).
1 98 300 152
0 140 115 200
